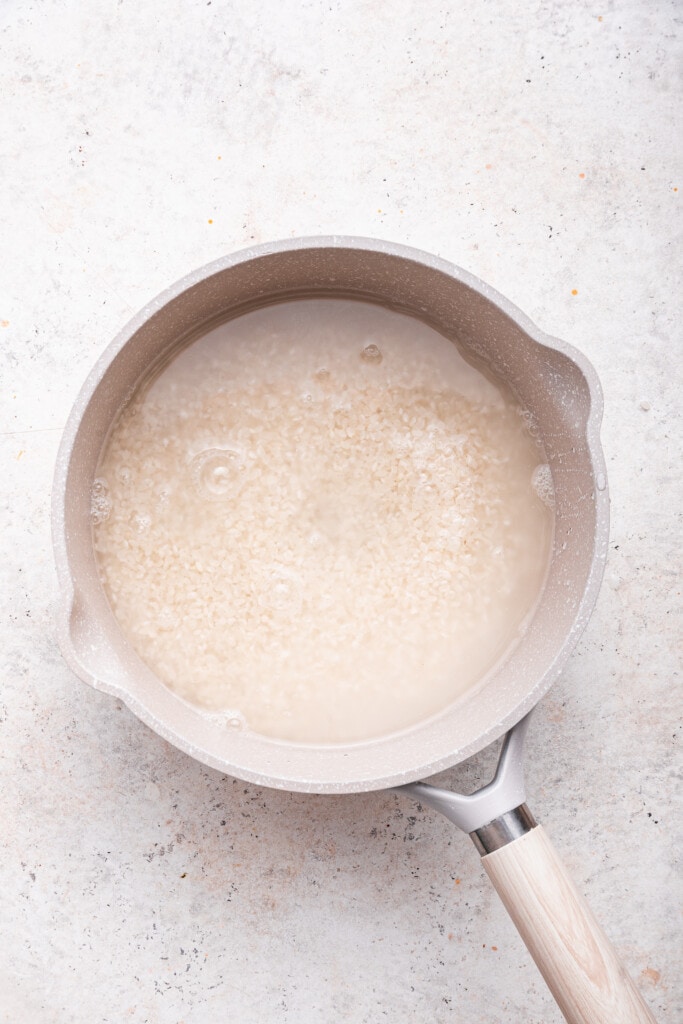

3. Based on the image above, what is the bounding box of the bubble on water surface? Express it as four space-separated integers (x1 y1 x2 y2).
225 711 247 730
518 407 541 439
191 446 245 500
203 708 248 731
360 342 383 364
91 478 112 524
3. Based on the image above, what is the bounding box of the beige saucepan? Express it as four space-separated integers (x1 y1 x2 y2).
52 238 655 1023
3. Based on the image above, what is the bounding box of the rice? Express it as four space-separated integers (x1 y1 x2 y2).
93 299 553 742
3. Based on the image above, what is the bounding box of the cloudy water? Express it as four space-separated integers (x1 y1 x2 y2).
93 299 553 743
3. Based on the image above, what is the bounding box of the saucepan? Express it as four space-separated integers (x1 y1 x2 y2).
52 238 655 1023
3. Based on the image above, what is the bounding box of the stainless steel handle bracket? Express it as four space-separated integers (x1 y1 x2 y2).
393 712 535 850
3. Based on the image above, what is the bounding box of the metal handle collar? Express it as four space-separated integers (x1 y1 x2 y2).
394 712 534 851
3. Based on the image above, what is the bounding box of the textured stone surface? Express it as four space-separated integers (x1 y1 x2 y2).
1 1 680 1022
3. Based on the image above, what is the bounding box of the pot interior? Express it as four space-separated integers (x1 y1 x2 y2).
54 240 607 791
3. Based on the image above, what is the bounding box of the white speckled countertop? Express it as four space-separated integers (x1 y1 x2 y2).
1 2 681 1022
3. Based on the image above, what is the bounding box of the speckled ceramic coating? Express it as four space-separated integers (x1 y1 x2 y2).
52 237 609 791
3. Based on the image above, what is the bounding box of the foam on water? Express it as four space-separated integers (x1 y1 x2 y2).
531 463 555 509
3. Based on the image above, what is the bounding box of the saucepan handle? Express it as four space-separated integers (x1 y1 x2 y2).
397 717 656 1024
479 818 656 1024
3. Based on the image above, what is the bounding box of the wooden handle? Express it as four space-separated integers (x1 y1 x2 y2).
482 826 656 1024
